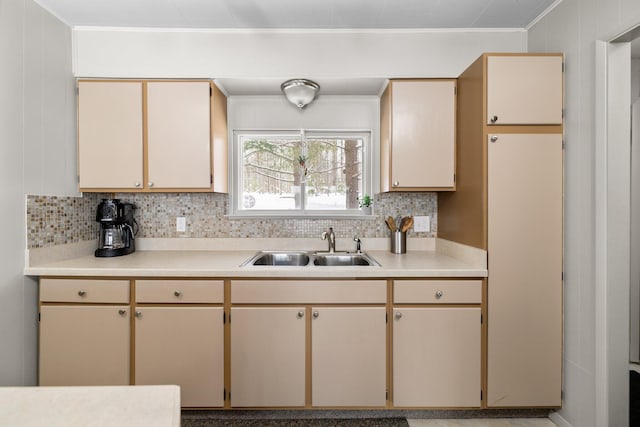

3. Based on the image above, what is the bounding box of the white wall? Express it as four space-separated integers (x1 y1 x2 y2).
72 28 526 78
0 0 75 386
528 1 640 426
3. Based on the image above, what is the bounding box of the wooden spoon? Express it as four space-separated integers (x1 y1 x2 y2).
401 216 414 232
386 216 397 232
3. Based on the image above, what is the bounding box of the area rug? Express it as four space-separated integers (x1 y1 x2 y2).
181 417 410 427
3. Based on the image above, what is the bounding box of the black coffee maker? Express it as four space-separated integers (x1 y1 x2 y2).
95 199 138 257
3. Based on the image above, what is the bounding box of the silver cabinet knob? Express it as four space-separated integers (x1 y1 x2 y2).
490 135 498 143
313 311 319 318
490 115 498 123
118 309 127 316
435 290 444 299
135 311 142 318
148 182 155 188
395 312 402 320
297 310 304 319
78 290 87 297
134 182 141 187
174 290 182 297
392 181 400 187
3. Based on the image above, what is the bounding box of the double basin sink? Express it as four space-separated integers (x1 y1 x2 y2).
241 251 380 267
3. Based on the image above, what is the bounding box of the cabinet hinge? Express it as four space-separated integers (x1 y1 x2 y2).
453 173 456 183
210 174 213 184
562 108 565 119
561 390 564 401
562 271 564 281
224 388 226 401
481 390 483 400
223 311 226 324
480 314 483 324
77 175 80 183
562 139 566 149
386 390 389 400
76 87 79 95
38 312 41 322
562 62 565 73
386 313 388 324
210 86 213 97
454 86 457 95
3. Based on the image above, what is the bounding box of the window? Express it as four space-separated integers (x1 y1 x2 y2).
231 130 371 216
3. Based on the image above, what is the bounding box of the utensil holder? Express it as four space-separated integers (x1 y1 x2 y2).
390 231 407 254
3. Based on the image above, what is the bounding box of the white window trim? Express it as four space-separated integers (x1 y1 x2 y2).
229 129 373 218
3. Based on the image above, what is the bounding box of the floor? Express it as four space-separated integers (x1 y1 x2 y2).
407 420 556 427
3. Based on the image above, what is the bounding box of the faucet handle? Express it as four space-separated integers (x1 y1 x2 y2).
353 236 362 253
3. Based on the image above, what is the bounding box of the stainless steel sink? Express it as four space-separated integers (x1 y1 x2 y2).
241 251 310 267
241 251 379 267
313 253 380 267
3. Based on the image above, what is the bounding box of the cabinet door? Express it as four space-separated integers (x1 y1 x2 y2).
390 80 456 190
487 133 563 407
393 307 481 407
78 81 143 190
230 307 306 407
486 55 563 125
39 305 130 386
134 307 224 407
147 82 212 189
311 307 386 407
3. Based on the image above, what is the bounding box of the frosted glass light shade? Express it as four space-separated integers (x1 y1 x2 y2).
281 79 320 109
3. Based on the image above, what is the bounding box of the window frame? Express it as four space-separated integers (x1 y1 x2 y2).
230 129 373 218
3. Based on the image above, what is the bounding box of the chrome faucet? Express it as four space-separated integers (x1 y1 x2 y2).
353 236 362 253
321 227 336 253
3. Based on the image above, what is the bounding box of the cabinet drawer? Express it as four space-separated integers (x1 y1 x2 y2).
394 280 481 304
231 280 387 304
136 280 224 303
40 278 130 303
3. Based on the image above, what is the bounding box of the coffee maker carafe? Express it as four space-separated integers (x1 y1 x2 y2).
95 199 138 257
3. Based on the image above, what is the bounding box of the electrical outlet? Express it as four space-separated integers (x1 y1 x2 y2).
413 215 430 233
176 217 186 232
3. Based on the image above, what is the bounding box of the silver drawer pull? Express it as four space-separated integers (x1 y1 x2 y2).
395 312 402 320
135 311 142 318
435 290 444 299
118 309 127 316
78 290 87 297
490 115 498 123
313 311 319 318
174 290 182 297
297 311 304 319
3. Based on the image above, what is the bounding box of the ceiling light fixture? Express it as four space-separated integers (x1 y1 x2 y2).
281 79 320 109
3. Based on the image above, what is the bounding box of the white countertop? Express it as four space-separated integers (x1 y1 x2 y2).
24 238 487 278
0 385 180 427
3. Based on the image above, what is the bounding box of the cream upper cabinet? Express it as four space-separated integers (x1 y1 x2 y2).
311 307 386 407
230 307 306 407
487 133 563 407
486 55 563 125
134 307 224 407
146 82 211 189
78 81 144 189
380 79 456 192
77 79 228 193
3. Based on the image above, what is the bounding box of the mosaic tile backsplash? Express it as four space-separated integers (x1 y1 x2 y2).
26 192 437 249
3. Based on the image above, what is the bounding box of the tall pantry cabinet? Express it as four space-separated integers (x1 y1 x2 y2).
438 53 564 407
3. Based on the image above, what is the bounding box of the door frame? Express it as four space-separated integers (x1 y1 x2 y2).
594 38 632 427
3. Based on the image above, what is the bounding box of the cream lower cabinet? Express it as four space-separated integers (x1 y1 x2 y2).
230 307 306 407
392 279 482 408
230 279 387 408
311 307 386 407
393 307 481 407
39 278 131 386
134 280 224 408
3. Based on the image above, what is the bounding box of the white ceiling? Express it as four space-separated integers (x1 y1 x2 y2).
35 0 557 29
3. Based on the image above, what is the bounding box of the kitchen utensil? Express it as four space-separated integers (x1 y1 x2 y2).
386 216 397 232
401 216 414 232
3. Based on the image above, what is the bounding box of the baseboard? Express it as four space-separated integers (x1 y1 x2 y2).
549 411 573 427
